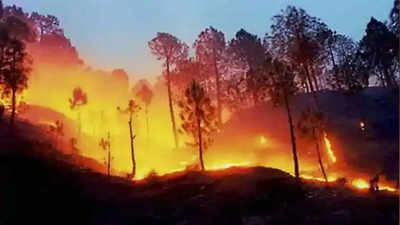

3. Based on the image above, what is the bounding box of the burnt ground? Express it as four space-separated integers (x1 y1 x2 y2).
0 119 398 225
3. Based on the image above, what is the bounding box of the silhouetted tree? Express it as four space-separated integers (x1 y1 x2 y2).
69 87 87 109
49 120 64 149
229 29 266 105
325 34 368 91
268 6 328 106
268 59 300 179
29 30 83 67
118 99 141 178
297 108 328 182
172 57 204 93
359 17 398 87
99 132 112 177
69 137 79 153
69 87 87 136
0 38 31 128
390 0 399 36
30 12 60 38
194 26 226 124
178 80 218 171
148 32 188 148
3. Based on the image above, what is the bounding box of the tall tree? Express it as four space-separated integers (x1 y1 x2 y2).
0 38 31 128
30 12 60 38
268 59 300 179
390 0 399 36
118 99 141 178
325 34 368 91
229 29 266 105
148 32 188 148
194 26 226 125
268 6 328 106
99 132 112 177
178 81 218 171
297 108 328 182
69 87 87 135
359 17 398 87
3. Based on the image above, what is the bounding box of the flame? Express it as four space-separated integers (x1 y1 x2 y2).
15 62 397 194
301 174 337 182
323 132 336 163
350 178 397 192
352 178 369 189
258 136 267 145
208 161 250 170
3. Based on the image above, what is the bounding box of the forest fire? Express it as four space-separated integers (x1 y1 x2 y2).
323 132 337 163
0 1 397 224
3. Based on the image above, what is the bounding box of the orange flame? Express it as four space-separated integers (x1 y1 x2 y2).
323 132 336 163
352 178 369 189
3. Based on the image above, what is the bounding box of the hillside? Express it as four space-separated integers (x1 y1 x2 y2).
216 87 399 182
0 119 398 225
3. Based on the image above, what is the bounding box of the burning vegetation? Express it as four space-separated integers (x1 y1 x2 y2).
0 0 398 207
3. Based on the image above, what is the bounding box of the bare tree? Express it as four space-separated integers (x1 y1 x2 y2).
118 99 141 178
69 87 87 135
297 108 328 182
268 59 300 179
49 120 64 149
148 32 188 148
99 132 112 177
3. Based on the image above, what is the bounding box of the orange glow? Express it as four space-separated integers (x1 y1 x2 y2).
10 61 396 194
258 136 267 145
323 132 336 163
208 161 250 170
352 178 369 189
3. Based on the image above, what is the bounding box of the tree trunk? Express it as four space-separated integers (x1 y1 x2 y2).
283 91 299 179
304 64 321 110
383 68 395 88
197 113 205 171
305 80 310 93
166 60 179 148
329 45 336 70
128 114 136 178
10 88 16 129
310 65 320 92
107 146 111 177
314 128 328 182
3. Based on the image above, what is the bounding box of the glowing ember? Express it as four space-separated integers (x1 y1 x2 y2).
360 121 365 131
209 162 250 170
301 174 337 182
380 185 397 192
352 178 369 189
258 136 267 145
323 132 336 163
